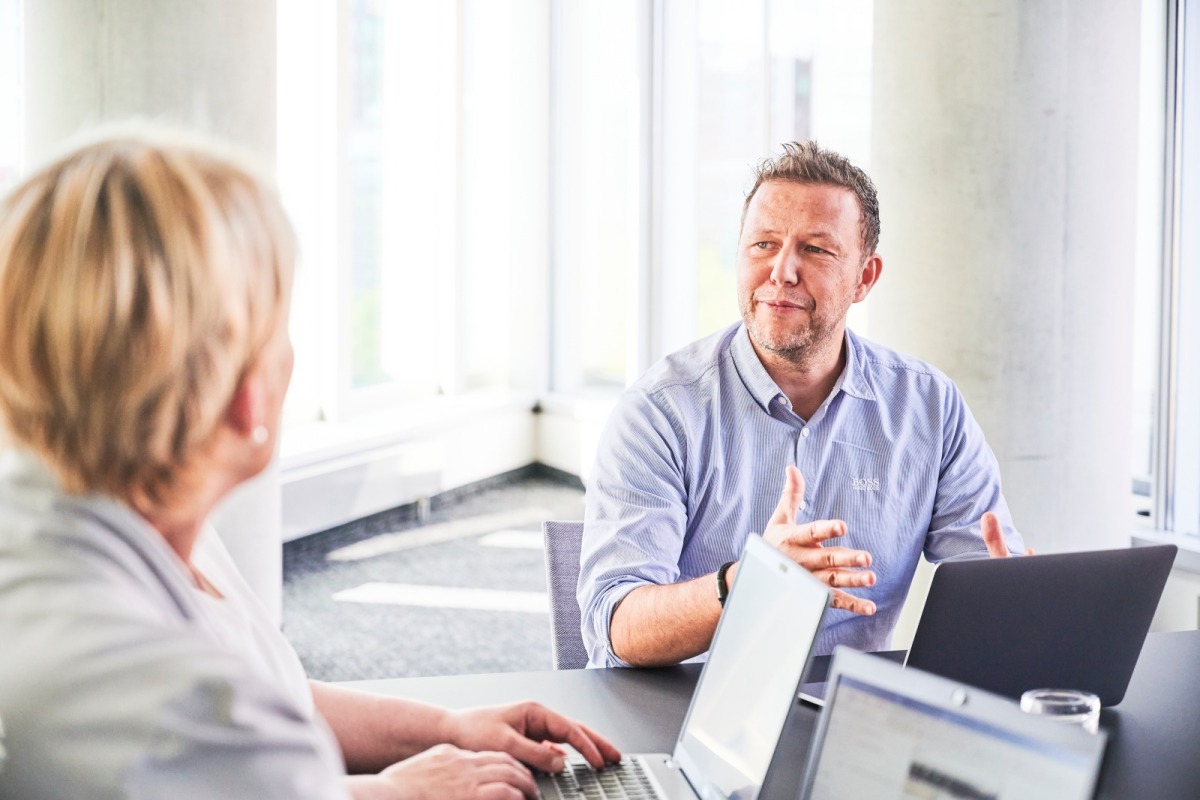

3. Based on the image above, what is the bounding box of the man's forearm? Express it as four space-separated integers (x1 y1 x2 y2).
609 568 736 666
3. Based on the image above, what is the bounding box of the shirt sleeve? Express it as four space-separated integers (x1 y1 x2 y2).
923 384 1026 561
579 389 691 667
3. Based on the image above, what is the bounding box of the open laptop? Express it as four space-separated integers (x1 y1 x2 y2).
538 535 831 800
801 543 1177 707
905 543 1177 705
798 647 1108 800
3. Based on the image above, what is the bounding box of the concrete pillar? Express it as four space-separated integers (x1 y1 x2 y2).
869 0 1141 553
23 0 284 620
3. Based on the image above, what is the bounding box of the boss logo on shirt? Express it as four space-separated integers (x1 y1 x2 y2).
852 477 881 491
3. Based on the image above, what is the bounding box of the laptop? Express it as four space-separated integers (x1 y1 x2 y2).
905 543 1177 705
798 647 1108 800
800 544 1177 707
538 534 831 800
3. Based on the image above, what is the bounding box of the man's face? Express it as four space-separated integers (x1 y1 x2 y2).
736 181 875 362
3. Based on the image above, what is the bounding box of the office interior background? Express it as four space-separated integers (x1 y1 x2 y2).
2 0 1199 665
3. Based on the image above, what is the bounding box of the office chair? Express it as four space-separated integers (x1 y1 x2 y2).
542 520 589 670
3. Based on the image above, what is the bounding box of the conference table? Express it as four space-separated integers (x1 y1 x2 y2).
347 630 1200 799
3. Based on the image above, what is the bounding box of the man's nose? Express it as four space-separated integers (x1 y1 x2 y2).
769 249 801 285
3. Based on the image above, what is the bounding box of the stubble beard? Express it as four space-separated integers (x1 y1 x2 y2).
741 297 841 369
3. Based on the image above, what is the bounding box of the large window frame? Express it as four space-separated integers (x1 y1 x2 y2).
1154 0 1200 538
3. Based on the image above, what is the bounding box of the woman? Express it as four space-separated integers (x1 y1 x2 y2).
0 130 619 799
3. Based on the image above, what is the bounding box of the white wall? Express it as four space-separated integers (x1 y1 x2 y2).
870 0 1141 555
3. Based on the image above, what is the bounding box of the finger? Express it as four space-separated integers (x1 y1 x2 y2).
809 566 877 589
521 706 621 768
476 760 538 799
981 512 1010 558
794 518 848 546
1024 547 1036 556
787 543 869 571
767 466 806 527
571 722 623 767
478 783 526 800
830 590 876 616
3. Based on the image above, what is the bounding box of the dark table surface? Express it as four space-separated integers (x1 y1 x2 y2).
346 630 1200 799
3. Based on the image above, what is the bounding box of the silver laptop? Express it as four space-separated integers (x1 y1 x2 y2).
538 535 831 800
798 647 1108 800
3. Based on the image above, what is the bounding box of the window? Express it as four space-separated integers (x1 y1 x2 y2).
549 0 874 392
1152 0 1200 536
277 0 547 427
0 0 21 195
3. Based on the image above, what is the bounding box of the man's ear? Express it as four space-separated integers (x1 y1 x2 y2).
223 368 266 441
853 254 883 303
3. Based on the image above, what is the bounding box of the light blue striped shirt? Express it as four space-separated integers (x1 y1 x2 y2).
579 323 1023 667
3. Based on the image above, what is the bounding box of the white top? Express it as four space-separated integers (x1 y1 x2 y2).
191 527 314 718
0 451 350 800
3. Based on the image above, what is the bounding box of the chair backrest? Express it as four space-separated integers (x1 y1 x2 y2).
542 520 589 670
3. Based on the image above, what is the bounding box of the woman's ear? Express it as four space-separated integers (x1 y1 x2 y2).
223 367 266 442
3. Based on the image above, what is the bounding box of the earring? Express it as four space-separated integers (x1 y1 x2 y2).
251 425 269 445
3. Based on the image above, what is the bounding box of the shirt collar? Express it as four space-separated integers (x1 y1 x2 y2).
731 324 876 414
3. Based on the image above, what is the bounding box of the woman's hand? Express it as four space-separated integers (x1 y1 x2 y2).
350 743 537 800
443 701 622 773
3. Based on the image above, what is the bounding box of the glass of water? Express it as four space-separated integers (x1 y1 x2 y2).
1020 688 1101 734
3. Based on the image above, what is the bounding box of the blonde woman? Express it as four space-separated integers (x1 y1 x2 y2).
0 131 619 799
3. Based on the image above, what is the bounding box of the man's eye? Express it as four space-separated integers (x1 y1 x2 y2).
805 245 829 255
754 242 773 250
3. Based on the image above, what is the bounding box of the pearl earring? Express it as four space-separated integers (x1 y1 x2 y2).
251 425 269 445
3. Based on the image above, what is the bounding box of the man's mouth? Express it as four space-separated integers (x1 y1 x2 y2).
756 297 810 311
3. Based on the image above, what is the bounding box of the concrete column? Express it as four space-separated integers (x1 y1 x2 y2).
23 0 284 620
869 0 1141 552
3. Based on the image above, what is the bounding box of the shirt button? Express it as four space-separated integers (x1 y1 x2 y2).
799 501 808 511
801 428 810 438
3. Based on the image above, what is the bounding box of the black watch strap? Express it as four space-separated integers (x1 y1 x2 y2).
716 561 736 607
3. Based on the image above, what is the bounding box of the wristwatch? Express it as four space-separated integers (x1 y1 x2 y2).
716 561 736 607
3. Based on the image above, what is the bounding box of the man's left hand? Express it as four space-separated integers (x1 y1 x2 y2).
981 511 1035 557
444 702 622 773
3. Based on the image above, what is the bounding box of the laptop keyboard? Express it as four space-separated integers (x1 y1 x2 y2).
538 756 660 800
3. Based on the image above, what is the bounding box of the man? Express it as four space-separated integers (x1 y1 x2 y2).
579 141 1027 668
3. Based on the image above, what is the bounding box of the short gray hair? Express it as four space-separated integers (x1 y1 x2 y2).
742 141 880 256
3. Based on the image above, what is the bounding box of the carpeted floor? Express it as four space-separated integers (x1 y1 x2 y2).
282 465 585 681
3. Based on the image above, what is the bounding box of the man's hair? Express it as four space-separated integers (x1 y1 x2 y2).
742 141 881 256
0 127 295 506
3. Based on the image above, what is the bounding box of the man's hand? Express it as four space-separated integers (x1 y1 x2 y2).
761 466 877 615
981 512 1035 557
443 702 622 773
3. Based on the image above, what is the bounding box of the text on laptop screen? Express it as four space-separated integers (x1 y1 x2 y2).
675 544 828 798
808 677 1100 800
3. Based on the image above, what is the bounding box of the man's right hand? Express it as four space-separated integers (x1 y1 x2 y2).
760 465 877 616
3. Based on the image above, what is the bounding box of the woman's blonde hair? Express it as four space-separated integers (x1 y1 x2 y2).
0 128 295 506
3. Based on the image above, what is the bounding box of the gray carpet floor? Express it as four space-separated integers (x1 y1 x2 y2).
282 466 584 681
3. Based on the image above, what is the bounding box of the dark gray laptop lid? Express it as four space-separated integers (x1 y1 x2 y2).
904 544 1177 705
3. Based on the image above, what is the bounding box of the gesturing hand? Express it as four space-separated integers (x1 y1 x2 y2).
981 511 1035 557
761 466 877 615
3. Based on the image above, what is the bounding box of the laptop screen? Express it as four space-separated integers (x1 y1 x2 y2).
804 659 1105 800
672 535 830 799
